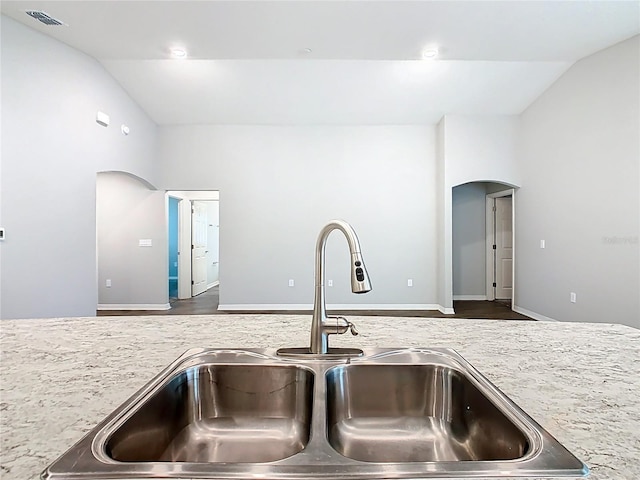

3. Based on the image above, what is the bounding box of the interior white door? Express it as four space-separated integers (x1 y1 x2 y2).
495 196 513 300
191 201 208 297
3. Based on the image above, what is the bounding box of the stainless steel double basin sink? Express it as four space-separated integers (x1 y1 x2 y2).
42 348 588 479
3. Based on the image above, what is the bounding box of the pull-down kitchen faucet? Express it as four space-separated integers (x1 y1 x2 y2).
277 220 372 358
310 220 372 354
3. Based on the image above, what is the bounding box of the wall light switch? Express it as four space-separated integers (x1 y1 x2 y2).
540 240 546 249
96 111 110 127
407 279 413 287
106 279 112 288
138 239 152 247
570 292 577 303
288 279 295 287
328 279 333 287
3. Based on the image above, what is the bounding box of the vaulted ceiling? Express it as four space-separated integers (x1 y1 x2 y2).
2 1 639 124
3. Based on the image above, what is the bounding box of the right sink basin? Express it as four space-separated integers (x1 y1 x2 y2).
326 364 529 463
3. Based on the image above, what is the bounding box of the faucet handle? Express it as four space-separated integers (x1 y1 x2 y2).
348 321 359 336
327 316 359 336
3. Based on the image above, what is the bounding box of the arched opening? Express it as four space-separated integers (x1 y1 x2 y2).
96 171 169 312
449 180 519 315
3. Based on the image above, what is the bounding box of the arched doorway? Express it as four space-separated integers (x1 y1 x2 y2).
96 171 169 312
451 180 518 312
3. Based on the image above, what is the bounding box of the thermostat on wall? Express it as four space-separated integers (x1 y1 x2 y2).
0 228 5 240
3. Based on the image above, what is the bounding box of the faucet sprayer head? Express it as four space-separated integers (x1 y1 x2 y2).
350 252 372 294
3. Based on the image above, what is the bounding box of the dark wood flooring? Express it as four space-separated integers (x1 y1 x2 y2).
98 286 533 320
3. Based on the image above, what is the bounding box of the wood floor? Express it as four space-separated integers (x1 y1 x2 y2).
98 286 533 320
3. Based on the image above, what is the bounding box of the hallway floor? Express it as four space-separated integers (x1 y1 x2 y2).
98 286 533 320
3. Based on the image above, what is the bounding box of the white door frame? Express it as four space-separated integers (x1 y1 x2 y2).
485 189 516 302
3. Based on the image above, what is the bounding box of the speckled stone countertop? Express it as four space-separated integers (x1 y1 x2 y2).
1 315 638 480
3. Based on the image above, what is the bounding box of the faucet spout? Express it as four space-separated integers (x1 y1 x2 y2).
310 220 371 354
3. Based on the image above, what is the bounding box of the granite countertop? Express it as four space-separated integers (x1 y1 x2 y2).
0 315 638 480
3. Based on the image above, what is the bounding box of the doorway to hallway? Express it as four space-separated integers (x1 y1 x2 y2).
166 191 220 303
451 182 517 309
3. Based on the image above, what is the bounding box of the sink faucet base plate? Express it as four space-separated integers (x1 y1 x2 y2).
276 347 363 359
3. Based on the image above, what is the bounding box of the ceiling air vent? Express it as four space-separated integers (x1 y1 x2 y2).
25 10 66 26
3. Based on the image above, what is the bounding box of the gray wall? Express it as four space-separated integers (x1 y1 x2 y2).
452 183 488 298
443 115 521 188
97 173 168 308
157 125 438 308
3 12 637 326
0 16 157 319
438 115 521 311
517 35 639 328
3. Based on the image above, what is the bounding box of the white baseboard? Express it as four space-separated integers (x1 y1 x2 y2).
207 281 220 290
453 295 487 301
332 304 441 310
438 305 456 314
218 304 310 311
218 303 442 312
513 305 558 322
97 303 171 311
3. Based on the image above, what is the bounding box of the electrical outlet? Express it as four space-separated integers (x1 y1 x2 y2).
106 279 112 288
570 292 577 303
328 279 333 287
288 279 294 287
540 239 546 249
407 279 413 287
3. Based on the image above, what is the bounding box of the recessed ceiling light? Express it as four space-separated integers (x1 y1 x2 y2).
170 48 188 59
422 47 439 60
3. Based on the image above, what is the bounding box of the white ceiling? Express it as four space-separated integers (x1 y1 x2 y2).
2 1 639 125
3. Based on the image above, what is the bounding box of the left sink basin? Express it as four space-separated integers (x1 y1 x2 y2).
104 364 315 463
